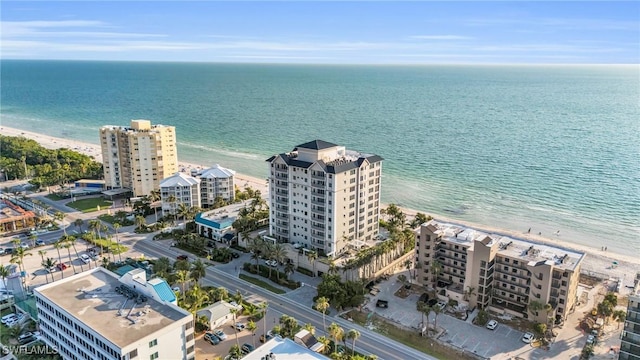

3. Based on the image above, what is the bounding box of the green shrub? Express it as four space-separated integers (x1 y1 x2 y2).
296 267 314 277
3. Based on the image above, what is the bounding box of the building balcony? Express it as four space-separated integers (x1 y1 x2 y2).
438 257 466 271
311 180 326 188
437 250 467 263
496 276 530 288
275 198 288 205
311 222 324 230
276 205 289 212
311 214 325 221
495 282 530 297
275 181 288 188
276 190 289 196
495 268 530 281
625 312 640 326
311 199 325 206
275 173 289 180
276 213 288 220
311 189 326 196
621 331 640 346
311 206 325 214
311 173 325 180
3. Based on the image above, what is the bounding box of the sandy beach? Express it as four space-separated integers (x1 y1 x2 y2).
2 125 637 287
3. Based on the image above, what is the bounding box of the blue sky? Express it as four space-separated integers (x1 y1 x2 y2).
1 1 638 64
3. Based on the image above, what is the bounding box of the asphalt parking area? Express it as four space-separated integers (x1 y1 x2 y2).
440 321 528 359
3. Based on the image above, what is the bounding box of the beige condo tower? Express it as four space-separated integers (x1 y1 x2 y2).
266 140 383 258
100 120 178 197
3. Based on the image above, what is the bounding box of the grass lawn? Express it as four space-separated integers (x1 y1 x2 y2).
239 274 286 294
67 198 112 213
345 310 476 360
90 238 128 254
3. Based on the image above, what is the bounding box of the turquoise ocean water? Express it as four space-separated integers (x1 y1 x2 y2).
1 60 638 255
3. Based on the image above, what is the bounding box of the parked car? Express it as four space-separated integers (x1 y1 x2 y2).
177 255 188 261
56 263 68 271
20 242 29 249
234 322 246 331
521 332 534 343
213 329 227 340
241 343 254 354
376 299 389 308
486 320 498 330
17 332 35 344
231 252 240 259
79 254 91 264
265 259 278 267
204 332 220 345
1 314 17 325
35 239 45 246
586 334 596 345
436 301 447 311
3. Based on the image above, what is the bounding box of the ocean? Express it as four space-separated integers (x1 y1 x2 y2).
1 60 638 255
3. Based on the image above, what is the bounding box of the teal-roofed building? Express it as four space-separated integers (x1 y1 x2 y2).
195 203 245 243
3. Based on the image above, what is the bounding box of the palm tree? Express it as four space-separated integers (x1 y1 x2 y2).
431 304 443 331
315 296 330 333
328 323 344 353
271 243 287 281
11 245 32 287
463 286 476 302
247 320 258 349
419 304 431 336
42 258 57 283
317 336 331 355
346 329 360 354
230 308 240 348
112 223 123 262
430 260 443 284
190 259 206 285
54 211 66 235
176 270 190 301
62 239 77 274
187 285 209 315
135 215 146 230
177 203 190 224
53 239 65 279
67 235 85 272
258 301 269 342
304 323 315 335
228 344 242 360
284 262 295 280
38 249 47 264
613 310 627 329
74 218 84 233
307 250 318 277
0 265 9 291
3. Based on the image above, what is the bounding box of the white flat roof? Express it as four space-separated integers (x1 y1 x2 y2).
35 268 191 349
242 337 328 360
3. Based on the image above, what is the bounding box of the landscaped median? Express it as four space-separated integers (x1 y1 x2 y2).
242 263 301 290
239 274 286 294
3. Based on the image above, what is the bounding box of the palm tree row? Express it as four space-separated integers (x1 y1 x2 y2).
246 237 289 279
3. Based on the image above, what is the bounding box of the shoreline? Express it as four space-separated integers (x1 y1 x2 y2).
2 125 638 285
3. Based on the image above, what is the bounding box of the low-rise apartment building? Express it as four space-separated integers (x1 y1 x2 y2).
193 164 236 206
417 220 584 323
160 172 201 216
34 267 195 360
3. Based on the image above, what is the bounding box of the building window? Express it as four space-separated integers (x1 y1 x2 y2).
150 353 159 360
129 349 138 359
149 339 158 348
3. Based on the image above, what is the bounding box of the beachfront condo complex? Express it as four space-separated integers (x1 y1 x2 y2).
100 120 178 197
159 172 201 216
192 164 236 206
417 220 584 324
266 140 383 257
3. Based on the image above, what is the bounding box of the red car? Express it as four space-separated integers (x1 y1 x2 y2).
56 263 68 271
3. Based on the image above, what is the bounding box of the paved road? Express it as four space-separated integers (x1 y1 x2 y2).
131 236 437 360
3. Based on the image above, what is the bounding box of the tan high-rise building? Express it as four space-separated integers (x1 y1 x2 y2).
100 120 178 197
416 220 584 323
266 140 383 258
